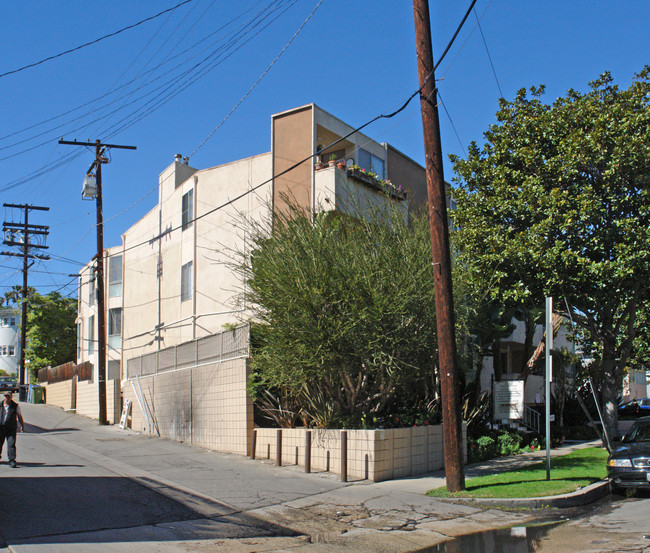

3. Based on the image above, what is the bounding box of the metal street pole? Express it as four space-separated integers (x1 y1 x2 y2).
412 0 465 492
545 296 553 480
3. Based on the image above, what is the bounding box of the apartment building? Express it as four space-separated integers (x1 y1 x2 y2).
72 104 428 429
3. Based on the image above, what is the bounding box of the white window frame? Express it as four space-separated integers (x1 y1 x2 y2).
181 261 193 302
182 189 194 231
88 315 95 355
89 267 96 306
108 255 123 298
108 308 122 350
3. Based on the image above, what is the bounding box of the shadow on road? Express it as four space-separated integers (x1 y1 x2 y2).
0 475 300 547
0 461 84 468
24 423 80 435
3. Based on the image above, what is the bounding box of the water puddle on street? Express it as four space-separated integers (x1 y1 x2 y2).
418 522 564 553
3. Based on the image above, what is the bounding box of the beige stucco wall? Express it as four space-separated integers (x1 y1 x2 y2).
76 245 123 376
121 154 272 360
254 424 467 482
123 356 252 456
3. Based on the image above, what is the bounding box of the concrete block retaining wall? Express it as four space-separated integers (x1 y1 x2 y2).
44 379 121 424
43 380 75 411
123 357 253 456
253 424 467 482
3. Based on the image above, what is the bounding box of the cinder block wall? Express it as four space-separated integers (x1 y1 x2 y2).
253 424 467 482
123 357 252 456
76 380 121 424
44 381 74 410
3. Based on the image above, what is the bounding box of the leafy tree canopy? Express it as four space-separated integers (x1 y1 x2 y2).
242 206 441 428
25 291 77 377
451 68 650 438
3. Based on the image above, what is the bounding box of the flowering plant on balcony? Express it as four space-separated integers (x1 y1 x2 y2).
347 164 406 200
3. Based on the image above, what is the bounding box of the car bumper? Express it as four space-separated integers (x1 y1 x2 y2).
608 468 650 488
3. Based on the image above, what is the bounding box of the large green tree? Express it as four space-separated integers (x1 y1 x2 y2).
451 69 650 439
25 291 77 378
242 206 441 427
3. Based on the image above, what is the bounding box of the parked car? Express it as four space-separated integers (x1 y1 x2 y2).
618 398 650 418
0 379 20 393
608 416 650 492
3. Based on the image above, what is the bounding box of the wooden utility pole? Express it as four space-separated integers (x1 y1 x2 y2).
2 203 50 401
412 0 465 491
59 139 136 424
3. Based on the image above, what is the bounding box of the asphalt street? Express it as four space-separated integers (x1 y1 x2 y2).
1 403 646 553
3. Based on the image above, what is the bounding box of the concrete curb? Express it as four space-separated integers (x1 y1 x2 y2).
436 479 611 510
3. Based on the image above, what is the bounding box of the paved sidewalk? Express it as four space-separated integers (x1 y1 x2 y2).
0 404 608 552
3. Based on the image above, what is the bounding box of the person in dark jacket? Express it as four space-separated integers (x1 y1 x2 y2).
1 391 25 468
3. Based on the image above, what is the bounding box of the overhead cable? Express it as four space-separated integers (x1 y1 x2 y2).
0 0 196 79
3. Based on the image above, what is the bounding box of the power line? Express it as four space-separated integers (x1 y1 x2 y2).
0 1 276 146
473 6 503 98
438 92 466 153
0 0 296 190
0 0 196 79
189 0 325 158
102 0 479 262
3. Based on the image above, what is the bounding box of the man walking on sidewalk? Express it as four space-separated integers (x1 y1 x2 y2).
1 391 25 468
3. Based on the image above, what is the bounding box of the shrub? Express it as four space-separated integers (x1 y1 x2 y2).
498 432 522 456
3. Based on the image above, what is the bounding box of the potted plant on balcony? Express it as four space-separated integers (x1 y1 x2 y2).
337 159 346 170
328 154 337 167
314 156 324 170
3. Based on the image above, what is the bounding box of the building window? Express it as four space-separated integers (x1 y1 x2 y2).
108 308 122 350
9 317 15 327
8 346 14 356
1 346 6 356
181 261 193 302
182 189 193 230
108 255 123 298
358 148 385 179
89 267 96 306
107 360 121 381
88 315 95 355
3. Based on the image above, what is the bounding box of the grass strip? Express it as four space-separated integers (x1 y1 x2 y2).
426 447 608 499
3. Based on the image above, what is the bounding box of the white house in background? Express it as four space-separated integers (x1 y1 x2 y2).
0 308 20 376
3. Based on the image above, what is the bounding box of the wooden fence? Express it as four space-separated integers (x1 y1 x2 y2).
38 361 93 384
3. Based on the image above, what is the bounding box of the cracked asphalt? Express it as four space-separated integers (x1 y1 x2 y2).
0 403 604 552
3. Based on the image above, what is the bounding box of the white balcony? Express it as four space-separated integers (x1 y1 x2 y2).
314 165 408 222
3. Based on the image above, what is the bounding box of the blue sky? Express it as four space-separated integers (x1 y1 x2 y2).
1 0 648 297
